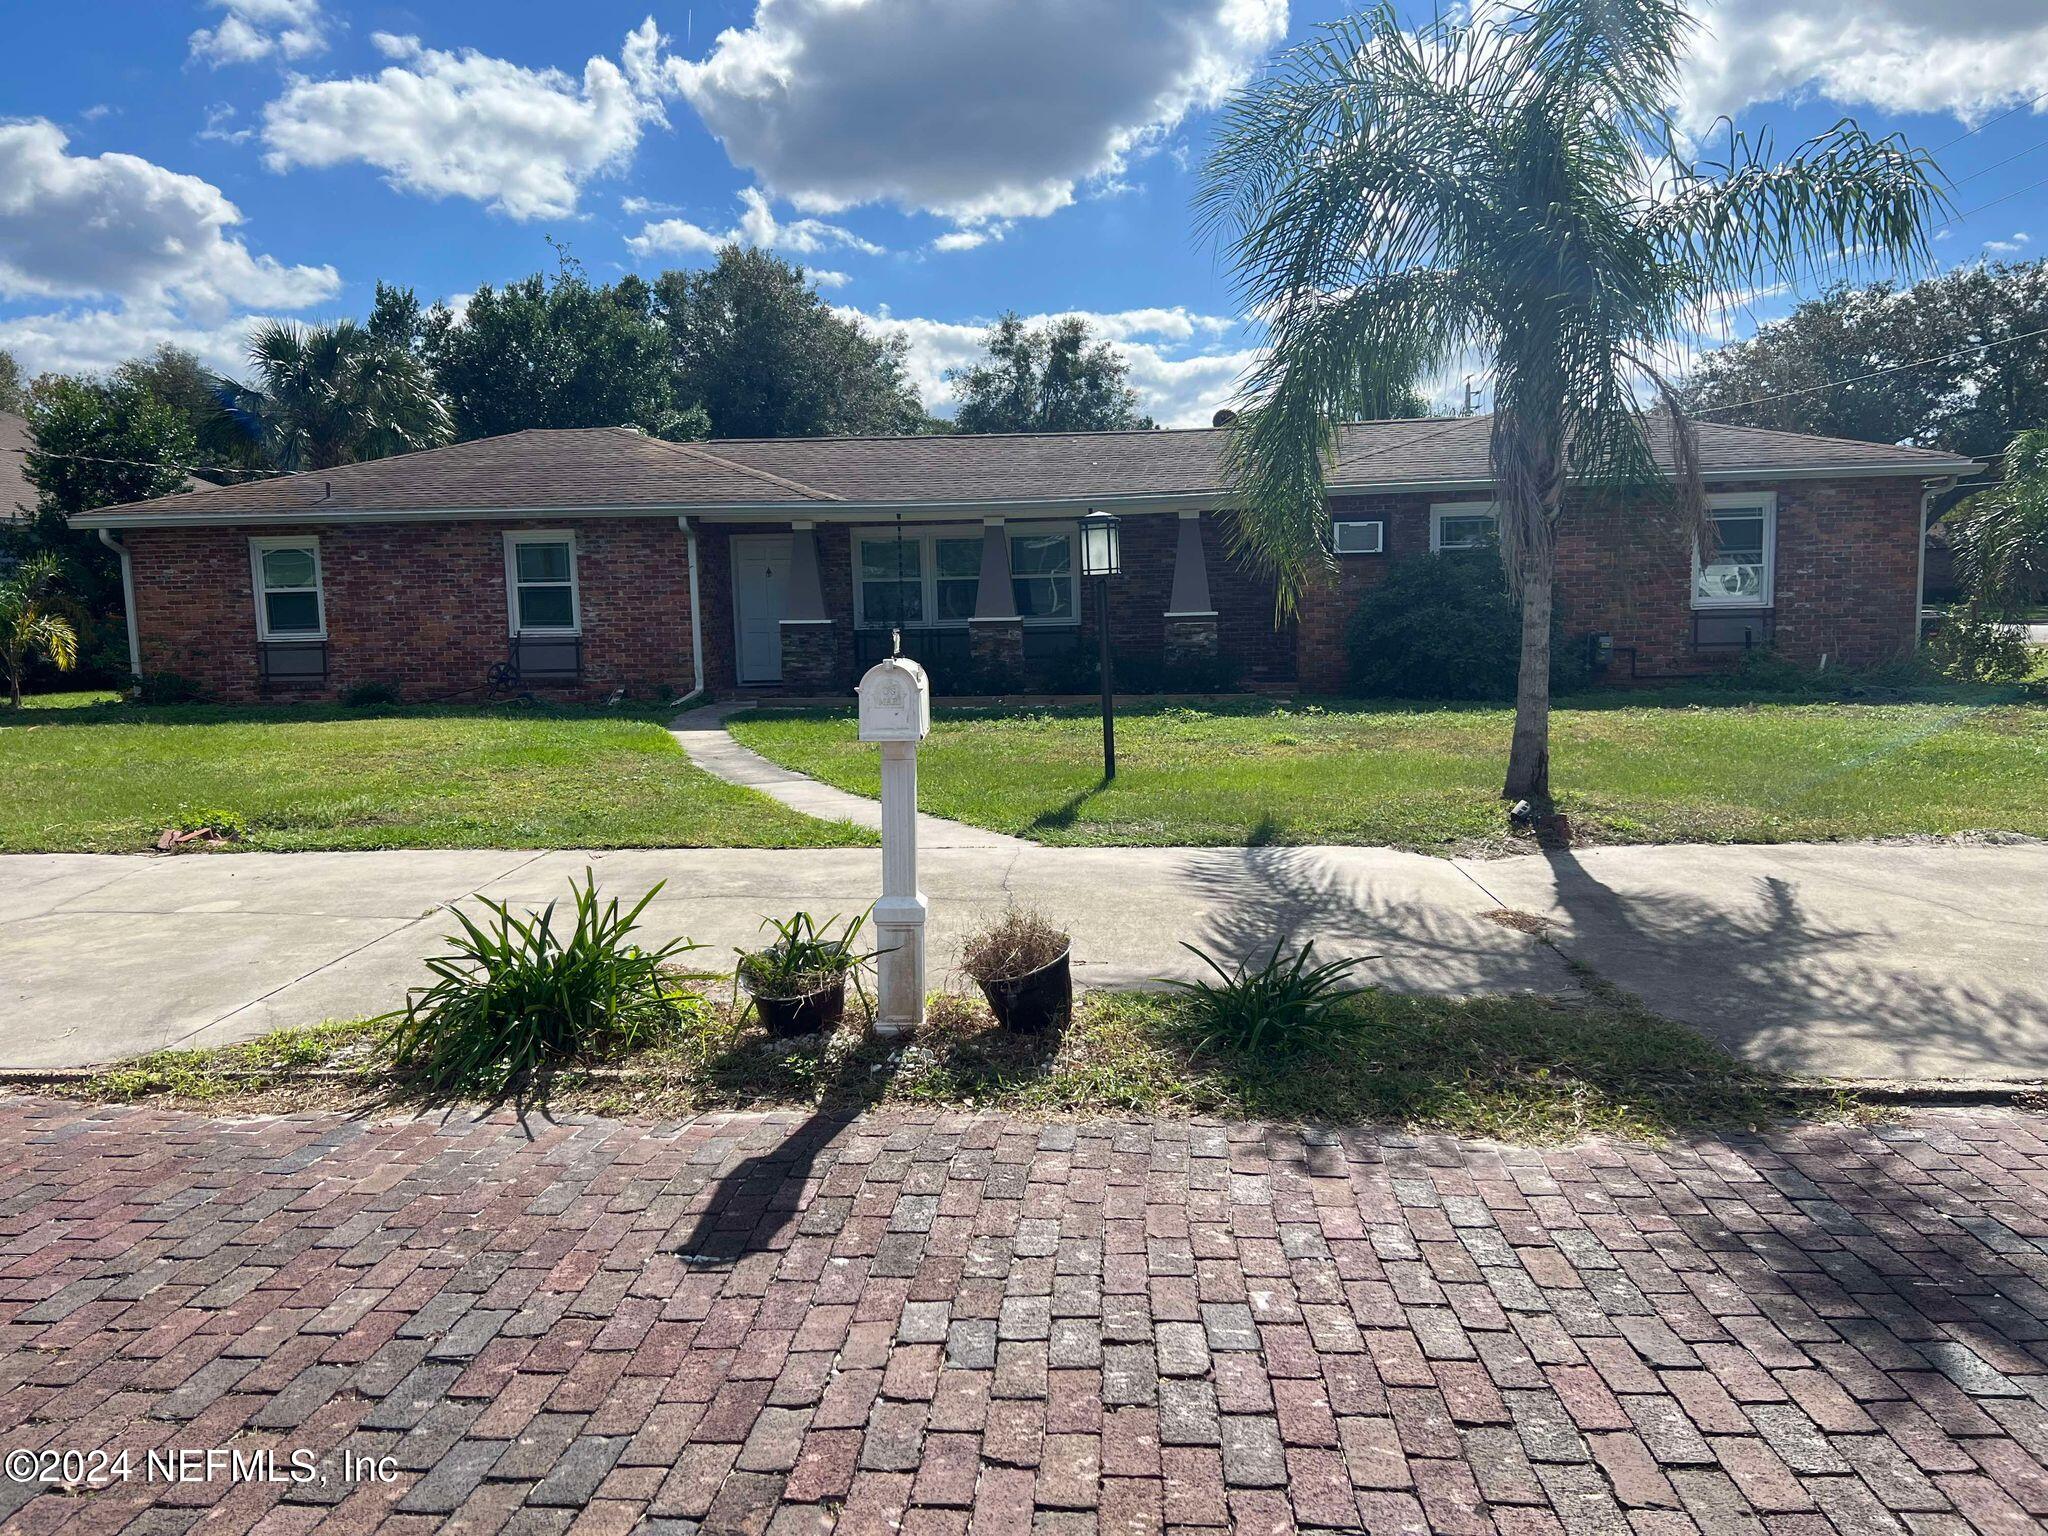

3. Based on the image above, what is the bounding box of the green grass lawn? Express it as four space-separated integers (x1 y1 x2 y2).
0 694 871 853
49 983 1817 1143
729 690 2048 851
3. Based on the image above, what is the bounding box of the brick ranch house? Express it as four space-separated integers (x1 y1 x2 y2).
72 416 1978 703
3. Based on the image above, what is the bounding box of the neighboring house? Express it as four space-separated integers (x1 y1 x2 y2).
70 417 1979 702
2 411 35 523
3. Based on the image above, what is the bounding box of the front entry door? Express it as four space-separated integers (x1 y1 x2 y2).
732 535 792 684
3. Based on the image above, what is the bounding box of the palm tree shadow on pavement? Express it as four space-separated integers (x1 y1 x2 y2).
1533 841 2048 1083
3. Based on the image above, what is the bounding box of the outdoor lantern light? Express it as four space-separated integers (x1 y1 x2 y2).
1081 509 1123 779
1080 508 1122 578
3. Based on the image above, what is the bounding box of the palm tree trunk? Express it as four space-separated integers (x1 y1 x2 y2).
1504 558 1552 801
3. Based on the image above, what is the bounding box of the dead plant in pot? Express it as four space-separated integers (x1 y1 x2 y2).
959 908 1072 1033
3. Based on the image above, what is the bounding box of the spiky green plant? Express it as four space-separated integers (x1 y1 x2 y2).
1199 0 1944 799
1952 428 2048 619
1165 938 1371 1058
735 908 877 1005
0 554 80 708
380 871 699 1096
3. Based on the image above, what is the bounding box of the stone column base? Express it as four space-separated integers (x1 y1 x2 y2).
1164 613 1219 665
779 621 840 692
968 619 1025 690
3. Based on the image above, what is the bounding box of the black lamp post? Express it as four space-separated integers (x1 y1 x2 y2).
1079 508 1122 780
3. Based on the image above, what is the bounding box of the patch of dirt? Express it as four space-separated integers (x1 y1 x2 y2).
1482 908 1552 936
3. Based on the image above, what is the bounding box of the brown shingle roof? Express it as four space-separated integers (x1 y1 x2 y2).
75 427 839 524
2 412 35 521
73 416 1979 527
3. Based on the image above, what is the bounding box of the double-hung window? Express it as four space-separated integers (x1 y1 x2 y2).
505 532 580 634
1008 531 1075 621
250 538 325 639
1430 502 1497 553
853 524 1079 628
1693 496 1776 607
857 536 926 626
933 535 983 621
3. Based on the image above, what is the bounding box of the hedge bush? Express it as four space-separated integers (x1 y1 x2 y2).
1346 552 1591 700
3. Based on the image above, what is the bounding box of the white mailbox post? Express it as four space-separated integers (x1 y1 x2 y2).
857 656 931 1038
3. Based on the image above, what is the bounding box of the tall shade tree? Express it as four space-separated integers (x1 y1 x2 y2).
13 375 196 669
222 320 451 472
424 271 704 442
949 313 1157 434
1199 0 1943 798
0 554 80 708
656 248 928 439
1951 429 2048 619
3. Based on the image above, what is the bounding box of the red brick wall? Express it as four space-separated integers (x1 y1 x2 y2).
119 477 1926 703
1294 477 1931 692
126 517 694 703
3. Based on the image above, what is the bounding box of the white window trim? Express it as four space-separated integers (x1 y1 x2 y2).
1691 492 1778 610
1332 519 1384 555
504 529 582 636
851 521 1081 629
249 536 326 642
1429 501 1498 552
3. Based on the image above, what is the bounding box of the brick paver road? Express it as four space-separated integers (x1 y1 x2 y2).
6 1099 2048 1534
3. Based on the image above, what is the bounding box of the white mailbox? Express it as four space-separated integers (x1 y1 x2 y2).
857 656 930 743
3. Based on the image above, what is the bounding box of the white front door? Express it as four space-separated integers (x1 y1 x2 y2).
732 535 792 684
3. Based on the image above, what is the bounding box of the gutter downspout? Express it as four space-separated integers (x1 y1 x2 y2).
1915 478 1954 649
96 528 142 684
678 515 706 703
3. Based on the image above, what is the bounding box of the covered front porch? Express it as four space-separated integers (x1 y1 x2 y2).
699 508 1288 697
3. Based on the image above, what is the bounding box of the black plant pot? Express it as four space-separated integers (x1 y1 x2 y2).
751 976 848 1039
975 947 1073 1034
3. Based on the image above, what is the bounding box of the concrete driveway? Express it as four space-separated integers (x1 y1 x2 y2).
3 841 2044 1086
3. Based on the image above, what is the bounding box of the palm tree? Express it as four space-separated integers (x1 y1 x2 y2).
1951 429 2048 620
0 554 80 708
221 320 450 472
1199 0 1943 799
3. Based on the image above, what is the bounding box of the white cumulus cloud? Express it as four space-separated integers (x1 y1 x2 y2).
260 20 673 220
1985 232 2033 256
668 0 1287 228
626 187 884 258
0 119 338 315
843 305 1257 428
1681 0 2048 129
190 0 327 66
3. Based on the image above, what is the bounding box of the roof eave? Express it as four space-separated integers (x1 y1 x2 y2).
71 456 1983 529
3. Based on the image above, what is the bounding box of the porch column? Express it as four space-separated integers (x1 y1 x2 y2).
1164 510 1219 667
967 518 1025 685
779 520 840 693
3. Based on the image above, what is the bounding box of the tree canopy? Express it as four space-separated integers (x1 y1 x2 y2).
948 313 1155 433
1686 260 2048 465
425 269 706 442
1200 0 1941 798
0 349 23 415
655 247 928 439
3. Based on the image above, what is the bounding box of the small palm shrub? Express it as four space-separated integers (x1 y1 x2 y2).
1166 938 1370 1057
1925 609 2032 684
381 871 700 1095
736 909 876 1002
960 908 1069 984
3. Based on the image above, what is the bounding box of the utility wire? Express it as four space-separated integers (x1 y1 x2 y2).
1690 324 2048 417
4 444 298 479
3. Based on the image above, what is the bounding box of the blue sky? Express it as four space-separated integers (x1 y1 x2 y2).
4 0 2046 427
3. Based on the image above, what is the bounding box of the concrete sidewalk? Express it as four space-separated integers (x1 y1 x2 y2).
4 841 2045 1085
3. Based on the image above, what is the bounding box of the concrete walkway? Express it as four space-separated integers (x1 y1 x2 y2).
670 703 1023 849
5 840 2046 1085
